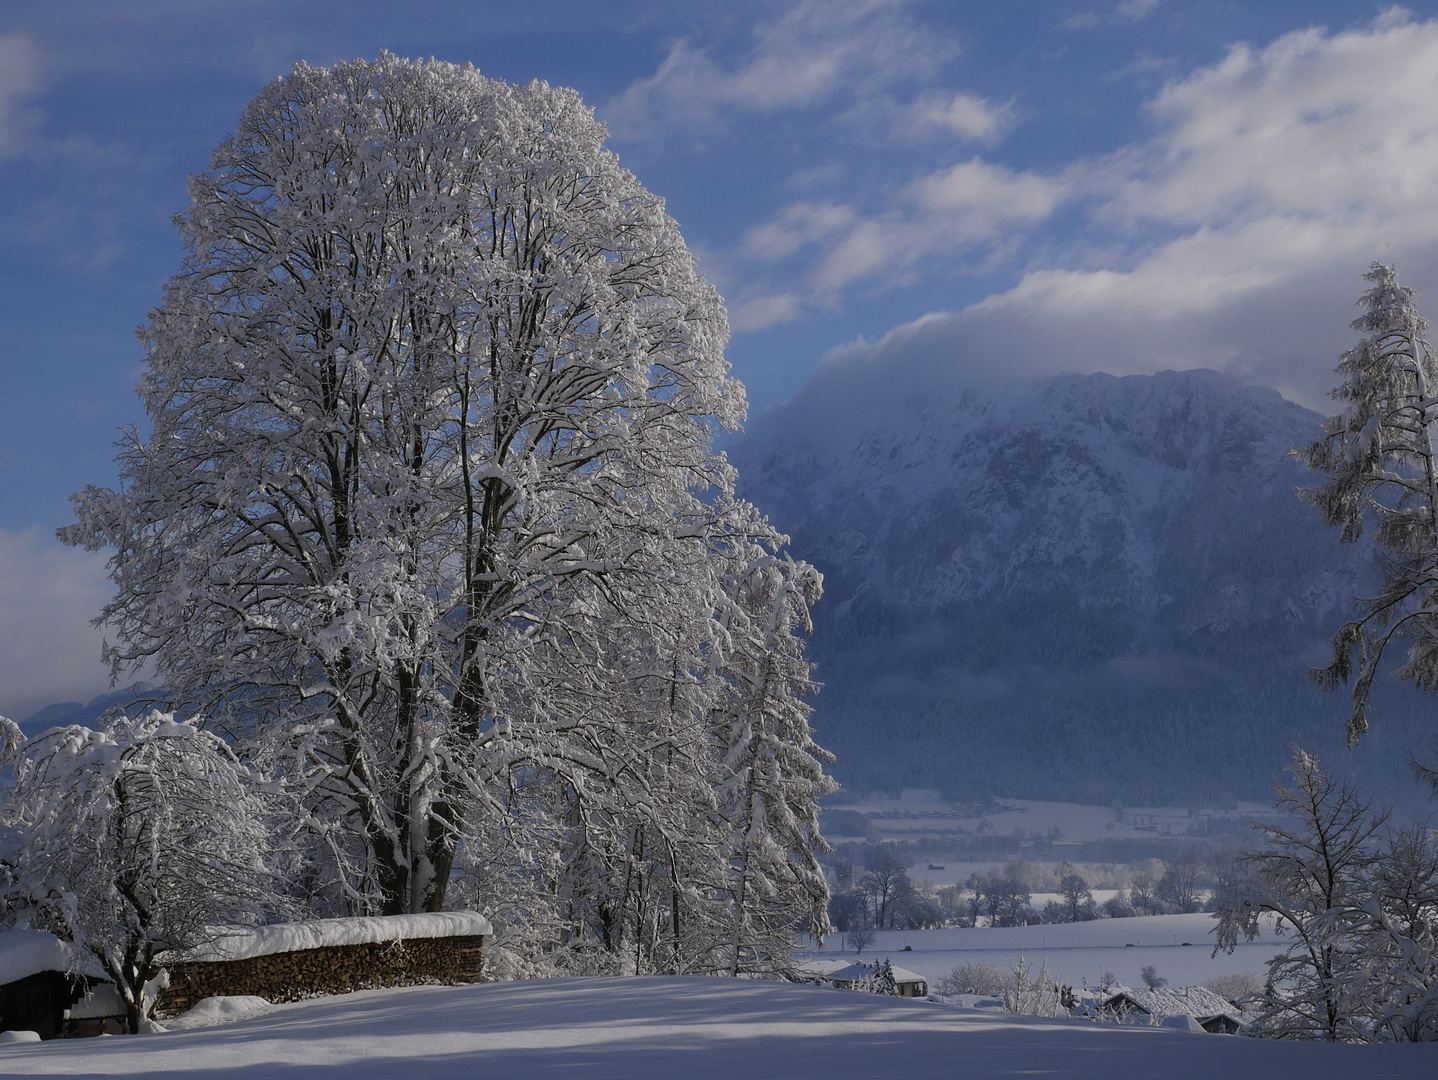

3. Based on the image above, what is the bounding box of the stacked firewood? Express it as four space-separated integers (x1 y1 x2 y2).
154 935 485 1017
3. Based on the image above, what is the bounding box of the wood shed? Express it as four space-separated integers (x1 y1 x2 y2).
153 911 494 1018
0 928 116 1039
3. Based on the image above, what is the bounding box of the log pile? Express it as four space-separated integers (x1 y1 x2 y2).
154 934 484 1018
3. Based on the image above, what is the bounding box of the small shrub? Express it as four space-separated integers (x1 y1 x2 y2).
1204 972 1263 1003
937 960 1010 996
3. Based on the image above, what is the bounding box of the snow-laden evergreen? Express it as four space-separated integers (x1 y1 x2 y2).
1302 263 1438 752
712 547 834 974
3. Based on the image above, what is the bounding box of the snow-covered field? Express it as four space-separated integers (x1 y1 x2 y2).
825 789 1276 853
2 976 1432 1079
805 913 1272 991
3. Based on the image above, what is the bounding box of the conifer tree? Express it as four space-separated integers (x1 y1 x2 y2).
1302 263 1438 754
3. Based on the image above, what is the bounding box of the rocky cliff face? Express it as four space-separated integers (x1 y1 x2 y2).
732 369 1429 806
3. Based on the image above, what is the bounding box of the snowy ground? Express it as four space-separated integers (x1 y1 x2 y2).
2 976 1432 1079
806 913 1274 991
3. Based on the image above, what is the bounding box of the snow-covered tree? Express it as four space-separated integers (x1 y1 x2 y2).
1301 263 1438 756
1003 955 1066 1017
844 926 876 955
1347 823 1438 1041
1213 748 1388 1041
1058 869 1094 923
857 848 910 930
1155 857 1204 915
0 712 280 1032
712 547 833 973
937 960 1009 996
1214 749 1438 1041
971 871 1032 927
871 957 897 995
59 54 828 932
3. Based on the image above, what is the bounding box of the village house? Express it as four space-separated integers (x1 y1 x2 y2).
827 959 929 997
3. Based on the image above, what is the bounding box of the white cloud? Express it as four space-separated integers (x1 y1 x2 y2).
1108 20 1438 231
872 90 1014 144
603 0 956 141
1060 12 1102 31
729 293 804 332
1114 0 1165 23
813 159 1067 293
737 156 1071 316
954 12 1438 405
738 12 1438 410
742 201 858 262
1060 2 1163 30
0 34 45 159
0 529 115 721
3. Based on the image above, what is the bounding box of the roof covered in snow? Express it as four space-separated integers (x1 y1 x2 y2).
828 960 927 986
1102 985 1237 1020
0 928 104 985
795 958 852 977
165 912 494 964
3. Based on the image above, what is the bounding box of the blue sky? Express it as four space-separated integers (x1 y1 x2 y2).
3 0 1438 716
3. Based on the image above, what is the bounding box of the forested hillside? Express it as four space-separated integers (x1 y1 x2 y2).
733 369 1435 807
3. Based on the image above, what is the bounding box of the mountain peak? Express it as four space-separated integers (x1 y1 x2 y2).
732 368 1429 807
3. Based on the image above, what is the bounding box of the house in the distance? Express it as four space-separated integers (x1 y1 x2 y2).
827 960 929 997
1100 985 1245 1033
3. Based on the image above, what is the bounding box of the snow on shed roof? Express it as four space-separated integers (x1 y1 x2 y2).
0 928 104 985
1103 985 1236 1020
165 912 494 964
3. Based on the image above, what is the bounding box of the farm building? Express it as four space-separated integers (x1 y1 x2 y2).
1100 985 1246 1033
0 928 124 1039
827 960 929 997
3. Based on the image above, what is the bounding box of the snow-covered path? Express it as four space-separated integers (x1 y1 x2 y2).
3 976 1433 1079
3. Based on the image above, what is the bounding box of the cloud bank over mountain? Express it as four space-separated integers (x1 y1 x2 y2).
730 12 1438 410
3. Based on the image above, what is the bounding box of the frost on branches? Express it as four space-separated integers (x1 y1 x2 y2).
1301 263 1438 759
1212 748 1438 1042
713 549 834 974
57 55 830 973
0 713 281 1032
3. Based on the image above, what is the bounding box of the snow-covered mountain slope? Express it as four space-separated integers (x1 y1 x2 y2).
732 369 1433 807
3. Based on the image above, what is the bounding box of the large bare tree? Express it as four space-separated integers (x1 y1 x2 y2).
62 55 829 945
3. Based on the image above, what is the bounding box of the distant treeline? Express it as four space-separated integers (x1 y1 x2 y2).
827 835 1225 866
